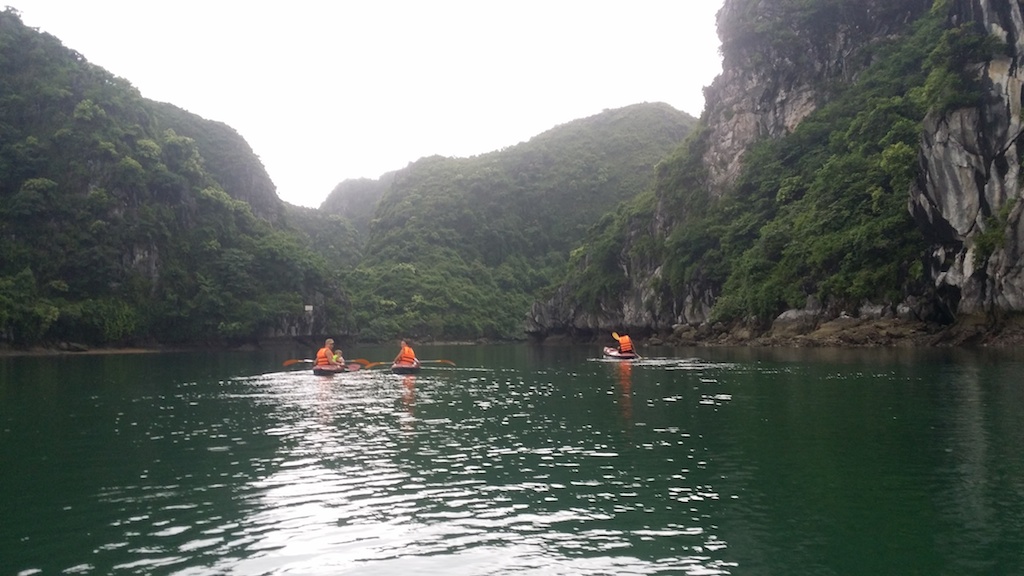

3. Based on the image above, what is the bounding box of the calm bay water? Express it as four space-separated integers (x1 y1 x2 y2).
2 344 1023 575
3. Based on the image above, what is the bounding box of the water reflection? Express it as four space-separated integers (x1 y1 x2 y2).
200 362 744 575
400 375 417 432
616 361 633 425
934 363 1024 575
5 347 1024 575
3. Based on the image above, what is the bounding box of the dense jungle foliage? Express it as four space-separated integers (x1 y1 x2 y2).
327 104 696 340
9 0 993 347
0 8 349 346
0 8 693 346
559 0 1002 326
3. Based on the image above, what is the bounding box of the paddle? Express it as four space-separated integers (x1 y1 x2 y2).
284 358 364 370
350 359 455 369
350 358 371 367
420 359 456 366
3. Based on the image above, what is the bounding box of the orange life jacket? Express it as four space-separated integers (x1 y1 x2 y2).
397 344 417 364
617 335 633 353
315 347 333 366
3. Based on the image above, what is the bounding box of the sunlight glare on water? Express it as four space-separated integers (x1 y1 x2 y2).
173 360 740 575
3 345 1024 575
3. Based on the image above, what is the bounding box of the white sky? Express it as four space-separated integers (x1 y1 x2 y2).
11 1 724 208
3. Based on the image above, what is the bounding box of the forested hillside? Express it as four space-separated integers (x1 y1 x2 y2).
0 7 695 347
328 104 696 340
0 8 351 346
319 175 394 237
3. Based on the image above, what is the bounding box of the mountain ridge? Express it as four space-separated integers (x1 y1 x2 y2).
528 0 1024 347
0 6 699 347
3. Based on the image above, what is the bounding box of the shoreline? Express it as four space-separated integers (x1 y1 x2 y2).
0 346 173 358
4 316 1024 358
666 315 1024 348
0 339 495 358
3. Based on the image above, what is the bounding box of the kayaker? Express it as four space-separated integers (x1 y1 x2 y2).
393 339 420 367
316 338 343 368
614 332 634 354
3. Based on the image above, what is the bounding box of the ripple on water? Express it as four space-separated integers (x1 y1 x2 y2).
69 364 745 575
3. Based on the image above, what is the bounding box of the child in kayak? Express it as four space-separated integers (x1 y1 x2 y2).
316 338 344 368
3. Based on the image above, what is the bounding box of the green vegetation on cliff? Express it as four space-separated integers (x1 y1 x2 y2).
0 7 694 346
11 0 994 347
339 104 696 340
558 0 1003 327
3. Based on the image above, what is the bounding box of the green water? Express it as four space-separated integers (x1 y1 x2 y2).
2 344 1023 575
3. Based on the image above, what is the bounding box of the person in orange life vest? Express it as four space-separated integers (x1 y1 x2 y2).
615 333 634 354
316 338 343 367
393 339 419 367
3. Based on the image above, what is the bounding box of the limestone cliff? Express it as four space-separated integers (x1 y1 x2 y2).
528 0 1024 343
909 0 1024 319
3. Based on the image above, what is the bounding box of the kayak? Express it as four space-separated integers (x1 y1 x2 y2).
312 363 361 376
603 346 638 360
391 361 421 374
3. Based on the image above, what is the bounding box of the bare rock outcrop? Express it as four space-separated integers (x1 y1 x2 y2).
529 0 1024 346
910 0 1024 317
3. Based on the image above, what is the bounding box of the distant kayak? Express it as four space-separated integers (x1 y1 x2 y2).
391 362 421 374
603 347 638 360
312 363 361 376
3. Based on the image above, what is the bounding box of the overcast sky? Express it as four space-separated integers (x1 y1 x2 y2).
12 1 724 208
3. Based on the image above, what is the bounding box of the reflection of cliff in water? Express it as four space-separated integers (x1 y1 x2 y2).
936 362 1017 573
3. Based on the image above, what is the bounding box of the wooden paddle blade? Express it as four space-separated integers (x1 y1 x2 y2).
350 358 370 366
612 332 619 340
365 362 385 369
283 358 311 367
421 359 456 366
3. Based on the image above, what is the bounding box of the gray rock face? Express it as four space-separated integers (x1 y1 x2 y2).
910 0 1024 315
702 1 820 199
529 0 1024 339
703 0 933 198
